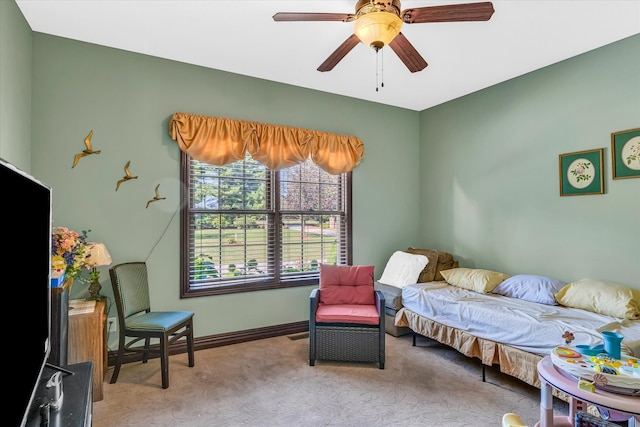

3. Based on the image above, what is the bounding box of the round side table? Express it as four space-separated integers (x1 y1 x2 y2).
535 356 639 427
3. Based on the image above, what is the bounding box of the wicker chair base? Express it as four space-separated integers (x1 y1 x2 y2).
309 288 385 369
315 325 381 363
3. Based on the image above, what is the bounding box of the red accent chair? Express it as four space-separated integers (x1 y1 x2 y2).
309 264 385 369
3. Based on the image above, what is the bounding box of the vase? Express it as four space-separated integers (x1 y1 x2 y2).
601 331 623 359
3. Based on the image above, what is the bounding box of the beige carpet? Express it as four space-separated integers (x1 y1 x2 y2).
93 334 568 426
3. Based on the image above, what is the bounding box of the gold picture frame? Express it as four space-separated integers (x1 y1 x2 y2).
559 148 604 196
611 127 640 180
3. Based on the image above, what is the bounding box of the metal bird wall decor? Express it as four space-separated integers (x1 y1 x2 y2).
71 130 101 168
115 160 138 191
146 184 166 209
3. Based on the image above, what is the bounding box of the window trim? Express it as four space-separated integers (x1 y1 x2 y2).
179 151 353 298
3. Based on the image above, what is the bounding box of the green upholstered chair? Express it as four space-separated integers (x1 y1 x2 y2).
108 262 195 389
309 264 385 369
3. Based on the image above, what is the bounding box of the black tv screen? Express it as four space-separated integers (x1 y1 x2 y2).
1 158 52 426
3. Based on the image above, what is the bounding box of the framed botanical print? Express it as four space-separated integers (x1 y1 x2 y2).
559 148 604 196
611 127 640 179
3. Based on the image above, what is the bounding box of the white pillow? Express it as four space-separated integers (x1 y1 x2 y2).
378 251 428 288
492 274 567 305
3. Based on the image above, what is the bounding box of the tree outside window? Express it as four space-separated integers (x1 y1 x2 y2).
180 152 352 297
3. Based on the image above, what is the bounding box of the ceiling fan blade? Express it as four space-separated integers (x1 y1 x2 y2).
389 33 428 73
317 34 361 72
402 1 495 24
273 12 355 22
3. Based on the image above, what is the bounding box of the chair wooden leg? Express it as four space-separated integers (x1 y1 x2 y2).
160 335 169 389
110 334 126 384
143 337 151 363
187 323 195 368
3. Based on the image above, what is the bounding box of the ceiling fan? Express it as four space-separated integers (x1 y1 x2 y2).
273 1 495 73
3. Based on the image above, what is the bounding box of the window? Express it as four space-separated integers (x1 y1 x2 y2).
180 151 352 297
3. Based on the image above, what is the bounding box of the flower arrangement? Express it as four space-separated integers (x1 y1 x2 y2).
51 227 91 279
569 161 592 183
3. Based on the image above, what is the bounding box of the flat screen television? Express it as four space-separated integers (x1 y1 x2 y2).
0 157 52 426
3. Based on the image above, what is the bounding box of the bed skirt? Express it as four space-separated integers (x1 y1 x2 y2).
395 307 575 403
396 307 541 386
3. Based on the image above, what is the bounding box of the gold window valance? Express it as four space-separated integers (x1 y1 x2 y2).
169 112 364 175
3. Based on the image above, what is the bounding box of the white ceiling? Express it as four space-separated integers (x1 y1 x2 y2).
15 0 640 111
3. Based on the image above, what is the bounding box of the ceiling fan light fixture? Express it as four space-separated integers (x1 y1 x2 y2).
354 11 402 49
274 0 492 73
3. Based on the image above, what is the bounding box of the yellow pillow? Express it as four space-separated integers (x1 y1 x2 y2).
555 279 640 320
440 268 510 294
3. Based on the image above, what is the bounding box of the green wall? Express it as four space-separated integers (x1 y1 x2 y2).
3 0 638 348
0 0 31 170
27 32 421 341
419 33 640 289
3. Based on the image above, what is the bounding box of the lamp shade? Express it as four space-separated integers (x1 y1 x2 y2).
353 11 402 49
85 242 112 268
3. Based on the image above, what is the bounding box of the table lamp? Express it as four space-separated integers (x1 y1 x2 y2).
85 242 112 301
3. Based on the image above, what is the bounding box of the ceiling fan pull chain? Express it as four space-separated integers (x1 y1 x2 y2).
381 48 385 89
376 48 380 92
375 47 385 92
